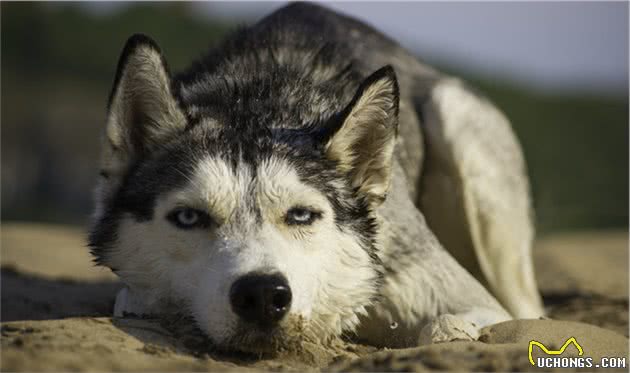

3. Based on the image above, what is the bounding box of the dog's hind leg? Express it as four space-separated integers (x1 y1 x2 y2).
416 78 544 319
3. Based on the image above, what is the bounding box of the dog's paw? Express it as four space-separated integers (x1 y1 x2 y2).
114 287 152 317
418 314 480 345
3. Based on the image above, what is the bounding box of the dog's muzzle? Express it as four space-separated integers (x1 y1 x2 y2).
229 273 292 328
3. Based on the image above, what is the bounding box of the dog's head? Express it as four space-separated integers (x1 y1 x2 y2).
89 34 399 353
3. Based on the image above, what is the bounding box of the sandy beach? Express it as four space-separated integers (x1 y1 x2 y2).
1 223 628 371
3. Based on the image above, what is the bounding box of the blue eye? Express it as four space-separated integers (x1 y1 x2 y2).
285 207 321 226
167 208 212 229
177 209 199 226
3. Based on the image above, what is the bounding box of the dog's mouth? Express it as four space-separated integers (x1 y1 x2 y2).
225 327 289 354
213 315 348 367
221 314 314 355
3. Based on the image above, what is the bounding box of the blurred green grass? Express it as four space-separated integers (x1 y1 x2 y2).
1 2 627 234
478 82 628 232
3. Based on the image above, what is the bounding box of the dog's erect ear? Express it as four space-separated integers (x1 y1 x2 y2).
325 66 399 205
101 34 186 184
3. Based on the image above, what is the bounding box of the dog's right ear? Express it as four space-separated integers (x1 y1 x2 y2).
100 34 186 188
323 66 399 205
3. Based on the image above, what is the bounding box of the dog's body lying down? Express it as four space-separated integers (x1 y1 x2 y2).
89 3 544 352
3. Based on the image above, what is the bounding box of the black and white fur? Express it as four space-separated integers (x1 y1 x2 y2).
89 3 543 352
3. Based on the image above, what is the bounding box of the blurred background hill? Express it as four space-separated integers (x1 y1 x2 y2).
2 2 628 234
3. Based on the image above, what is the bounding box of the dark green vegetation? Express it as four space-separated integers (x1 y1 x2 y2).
474 80 628 232
2 3 627 233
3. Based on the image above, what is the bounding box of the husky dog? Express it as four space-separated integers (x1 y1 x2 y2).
89 3 544 351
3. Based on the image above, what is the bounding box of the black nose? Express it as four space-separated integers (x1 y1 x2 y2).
229 273 292 327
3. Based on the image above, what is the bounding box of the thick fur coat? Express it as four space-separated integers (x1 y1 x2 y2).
89 3 543 352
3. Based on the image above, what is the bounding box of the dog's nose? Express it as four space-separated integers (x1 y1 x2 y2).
229 273 292 327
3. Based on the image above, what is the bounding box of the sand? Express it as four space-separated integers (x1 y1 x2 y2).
1 223 628 371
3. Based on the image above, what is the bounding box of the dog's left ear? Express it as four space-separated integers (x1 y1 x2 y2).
101 34 187 189
325 65 399 205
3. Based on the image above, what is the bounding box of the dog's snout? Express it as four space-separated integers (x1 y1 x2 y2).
229 273 292 327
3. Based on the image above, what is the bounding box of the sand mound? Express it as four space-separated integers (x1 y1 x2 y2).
331 320 628 372
1 223 628 371
2 318 232 372
3 317 626 372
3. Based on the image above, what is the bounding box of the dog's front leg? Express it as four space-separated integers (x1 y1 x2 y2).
417 308 509 345
358 163 511 347
364 247 511 347
418 313 480 344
